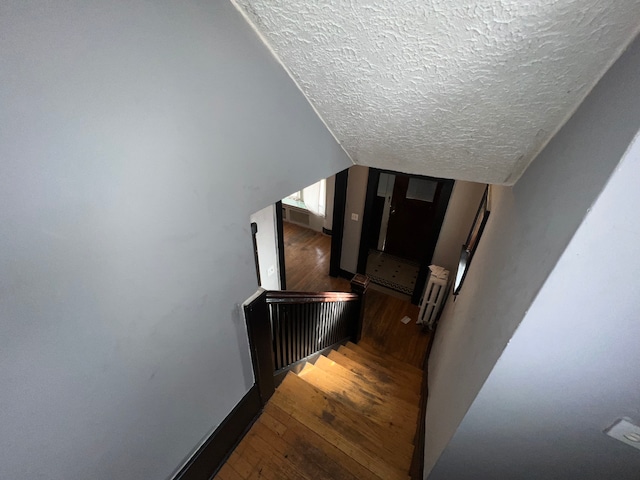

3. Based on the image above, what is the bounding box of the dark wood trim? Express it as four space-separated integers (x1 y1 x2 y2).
275 200 286 290
453 186 490 296
172 385 261 480
357 168 380 274
330 168 349 277
244 291 276 405
322 227 332 236
250 222 261 286
409 315 441 480
339 268 355 280
265 290 359 304
350 274 370 343
411 180 454 304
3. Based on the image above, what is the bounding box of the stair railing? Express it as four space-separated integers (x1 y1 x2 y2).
244 274 369 405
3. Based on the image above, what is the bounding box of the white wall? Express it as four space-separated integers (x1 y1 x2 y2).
282 175 334 233
424 36 640 476
250 205 280 290
431 181 487 274
430 128 640 480
0 2 351 479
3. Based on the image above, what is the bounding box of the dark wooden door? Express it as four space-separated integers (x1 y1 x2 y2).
384 175 441 262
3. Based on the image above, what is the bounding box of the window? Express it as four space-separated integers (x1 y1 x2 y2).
283 179 326 217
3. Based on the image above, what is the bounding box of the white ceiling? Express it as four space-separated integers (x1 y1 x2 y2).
233 0 640 185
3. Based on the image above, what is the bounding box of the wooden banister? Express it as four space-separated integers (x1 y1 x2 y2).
265 291 359 304
244 275 370 406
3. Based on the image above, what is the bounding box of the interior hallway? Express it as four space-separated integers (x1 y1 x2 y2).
283 221 349 292
283 221 430 368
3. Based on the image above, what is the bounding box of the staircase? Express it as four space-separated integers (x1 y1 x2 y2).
214 341 423 480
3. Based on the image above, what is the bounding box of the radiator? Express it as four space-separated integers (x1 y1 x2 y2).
288 208 310 226
417 265 450 329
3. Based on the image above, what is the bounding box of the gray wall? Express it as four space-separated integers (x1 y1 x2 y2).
0 2 351 479
431 181 487 274
430 131 640 479
424 36 640 476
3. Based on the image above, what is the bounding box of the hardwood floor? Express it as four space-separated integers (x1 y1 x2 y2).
283 222 430 368
283 222 350 292
359 289 427 368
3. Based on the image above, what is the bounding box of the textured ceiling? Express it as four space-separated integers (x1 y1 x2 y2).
233 0 640 185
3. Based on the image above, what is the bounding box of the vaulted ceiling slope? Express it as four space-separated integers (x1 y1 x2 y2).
233 0 640 185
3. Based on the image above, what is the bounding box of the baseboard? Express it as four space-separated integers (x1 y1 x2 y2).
172 385 261 480
409 326 439 480
322 227 332 236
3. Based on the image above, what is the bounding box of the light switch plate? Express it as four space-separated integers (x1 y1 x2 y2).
605 418 640 450
351 213 359 221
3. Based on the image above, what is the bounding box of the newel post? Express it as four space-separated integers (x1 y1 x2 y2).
350 274 370 343
243 291 275 406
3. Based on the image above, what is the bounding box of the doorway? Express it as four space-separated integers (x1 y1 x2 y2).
358 169 453 304
273 171 350 292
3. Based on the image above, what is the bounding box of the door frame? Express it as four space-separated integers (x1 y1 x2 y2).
357 168 454 304
275 169 350 287
275 201 287 290
329 168 349 278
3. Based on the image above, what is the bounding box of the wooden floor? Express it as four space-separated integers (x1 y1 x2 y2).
283 222 429 368
213 223 431 479
283 221 350 292
214 342 423 480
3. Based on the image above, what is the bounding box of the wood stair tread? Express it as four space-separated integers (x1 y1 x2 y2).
313 355 420 420
337 345 422 393
297 362 417 444
262 404 381 480
346 341 423 378
272 372 413 476
272 377 406 478
326 350 420 404
217 342 423 480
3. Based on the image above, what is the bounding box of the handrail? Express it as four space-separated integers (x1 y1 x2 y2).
265 291 359 304
244 274 369 406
